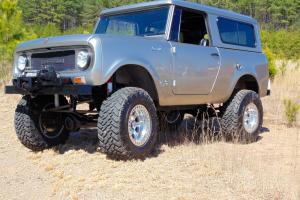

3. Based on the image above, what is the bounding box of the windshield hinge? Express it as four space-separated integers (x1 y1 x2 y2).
171 47 176 54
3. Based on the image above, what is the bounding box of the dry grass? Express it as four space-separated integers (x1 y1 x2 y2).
0 62 299 200
263 61 300 126
0 61 11 85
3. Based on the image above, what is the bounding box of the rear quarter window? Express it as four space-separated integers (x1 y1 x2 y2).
217 17 256 48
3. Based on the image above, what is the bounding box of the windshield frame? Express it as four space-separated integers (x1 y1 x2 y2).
94 5 173 39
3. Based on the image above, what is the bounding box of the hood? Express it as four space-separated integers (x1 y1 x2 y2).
15 34 165 53
16 34 94 52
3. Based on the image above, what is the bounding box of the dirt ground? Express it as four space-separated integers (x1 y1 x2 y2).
0 63 299 200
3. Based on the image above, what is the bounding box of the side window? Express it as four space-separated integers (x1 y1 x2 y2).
217 17 256 48
217 18 238 45
237 23 256 47
170 8 210 46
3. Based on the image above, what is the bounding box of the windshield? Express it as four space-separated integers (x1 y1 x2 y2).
95 7 170 37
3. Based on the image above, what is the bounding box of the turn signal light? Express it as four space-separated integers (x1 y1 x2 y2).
73 77 86 84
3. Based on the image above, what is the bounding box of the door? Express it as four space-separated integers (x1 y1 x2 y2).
170 7 220 95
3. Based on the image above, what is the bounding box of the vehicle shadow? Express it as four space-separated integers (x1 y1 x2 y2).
54 115 269 157
54 128 99 154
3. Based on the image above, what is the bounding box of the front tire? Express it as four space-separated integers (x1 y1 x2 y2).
221 90 263 143
97 87 158 160
14 96 70 151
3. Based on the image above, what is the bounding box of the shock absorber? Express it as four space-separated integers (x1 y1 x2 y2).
107 77 113 95
54 94 59 107
70 96 78 112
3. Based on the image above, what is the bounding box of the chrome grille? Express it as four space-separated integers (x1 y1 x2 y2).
31 50 75 71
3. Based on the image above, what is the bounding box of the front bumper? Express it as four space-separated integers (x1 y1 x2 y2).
5 70 93 96
5 84 92 96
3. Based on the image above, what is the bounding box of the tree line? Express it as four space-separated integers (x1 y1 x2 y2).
18 0 150 31
193 0 300 30
1 0 300 63
18 0 300 31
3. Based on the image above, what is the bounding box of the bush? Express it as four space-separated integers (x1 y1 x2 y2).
261 30 300 60
279 60 287 76
263 47 277 79
32 24 62 38
295 62 300 71
31 24 92 38
63 25 93 35
0 61 11 82
283 99 300 127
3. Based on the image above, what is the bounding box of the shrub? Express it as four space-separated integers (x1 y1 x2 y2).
63 25 93 35
279 60 287 76
295 62 300 71
0 61 11 82
262 30 300 60
283 99 300 127
32 24 62 38
263 47 277 79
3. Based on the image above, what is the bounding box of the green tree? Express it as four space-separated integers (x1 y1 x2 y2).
0 0 34 60
8 0 300 61
18 0 83 31
81 0 150 27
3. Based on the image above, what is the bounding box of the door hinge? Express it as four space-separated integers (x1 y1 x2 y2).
171 47 176 54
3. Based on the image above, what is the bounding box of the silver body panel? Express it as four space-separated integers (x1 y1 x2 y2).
12 0 269 107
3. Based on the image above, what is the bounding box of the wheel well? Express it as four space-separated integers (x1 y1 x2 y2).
234 75 259 94
114 65 159 103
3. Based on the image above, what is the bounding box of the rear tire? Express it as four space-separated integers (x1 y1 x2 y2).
14 96 70 151
97 87 158 160
221 90 263 143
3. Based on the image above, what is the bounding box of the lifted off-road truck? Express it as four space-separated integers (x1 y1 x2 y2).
5 0 270 159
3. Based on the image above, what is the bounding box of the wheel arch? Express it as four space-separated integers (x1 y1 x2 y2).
222 73 260 103
232 74 260 95
113 64 160 104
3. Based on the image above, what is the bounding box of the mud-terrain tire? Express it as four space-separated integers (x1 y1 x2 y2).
14 96 70 151
221 90 263 143
98 87 158 160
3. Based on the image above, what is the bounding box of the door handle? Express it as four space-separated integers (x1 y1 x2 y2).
211 53 219 57
152 46 162 51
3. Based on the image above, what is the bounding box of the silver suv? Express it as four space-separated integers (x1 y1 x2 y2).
5 0 270 159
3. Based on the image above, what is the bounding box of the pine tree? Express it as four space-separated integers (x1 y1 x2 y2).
18 0 83 30
0 0 27 59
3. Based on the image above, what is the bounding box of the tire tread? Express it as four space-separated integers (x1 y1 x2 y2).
221 90 263 142
97 87 157 159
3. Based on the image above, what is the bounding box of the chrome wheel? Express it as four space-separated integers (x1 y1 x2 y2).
128 104 152 147
243 103 259 134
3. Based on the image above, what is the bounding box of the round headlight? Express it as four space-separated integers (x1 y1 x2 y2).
17 55 28 71
77 50 90 69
